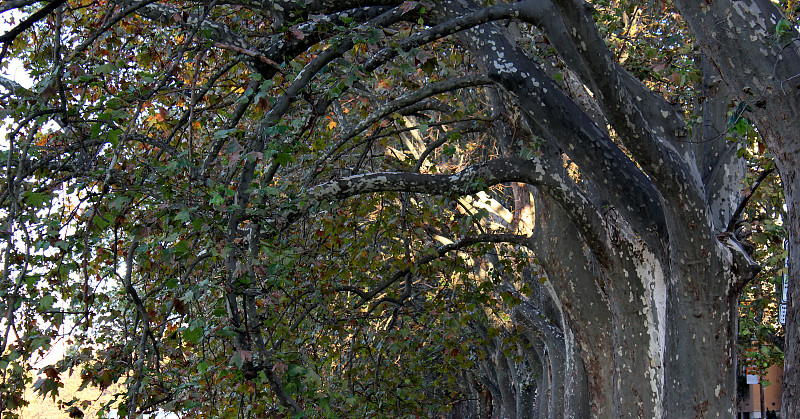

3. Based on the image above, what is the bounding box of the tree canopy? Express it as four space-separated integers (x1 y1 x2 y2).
1 0 799 418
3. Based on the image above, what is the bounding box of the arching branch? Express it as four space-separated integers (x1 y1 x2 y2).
337 233 532 308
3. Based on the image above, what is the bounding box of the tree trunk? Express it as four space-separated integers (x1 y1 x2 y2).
663 255 739 417
780 162 800 416
519 334 544 418
526 191 613 418
563 329 590 419
424 0 773 416
493 339 518 419
668 2 800 415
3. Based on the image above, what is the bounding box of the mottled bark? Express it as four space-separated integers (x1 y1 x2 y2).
509 353 536 419
526 189 613 418
528 338 550 419
426 0 758 417
493 338 518 419
516 336 542 419
781 161 800 417
563 329 590 419
512 298 567 419
669 1 800 416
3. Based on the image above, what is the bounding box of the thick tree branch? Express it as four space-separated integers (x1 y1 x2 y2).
530 1 710 224
511 302 565 356
523 0 687 141
270 0 401 18
0 0 42 14
363 2 527 73
431 0 666 246
275 157 609 264
0 74 32 98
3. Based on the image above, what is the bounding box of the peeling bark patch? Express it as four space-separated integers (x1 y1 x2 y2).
732 0 766 29
693 399 710 417
492 58 517 74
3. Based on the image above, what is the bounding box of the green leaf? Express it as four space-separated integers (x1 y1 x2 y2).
183 326 203 344
210 193 224 206
198 361 209 373
276 152 293 165
230 350 252 369
23 191 50 208
175 240 189 255
107 128 123 145
33 377 63 401
213 128 236 139
775 18 793 44
420 58 437 76
39 295 55 310
175 209 192 222
93 215 110 229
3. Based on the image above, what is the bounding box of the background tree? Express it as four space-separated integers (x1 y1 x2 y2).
0 0 796 418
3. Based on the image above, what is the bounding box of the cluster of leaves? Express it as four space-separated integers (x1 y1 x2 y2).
0 0 528 416
737 162 786 384
593 0 699 105
726 80 787 384
0 0 789 417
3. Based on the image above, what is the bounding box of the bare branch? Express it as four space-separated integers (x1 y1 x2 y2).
726 167 776 233
310 74 494 182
